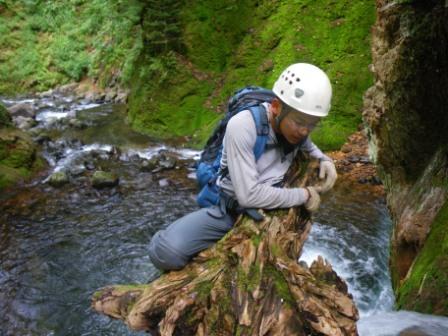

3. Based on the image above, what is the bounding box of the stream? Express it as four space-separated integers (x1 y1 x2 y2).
1 95 448 336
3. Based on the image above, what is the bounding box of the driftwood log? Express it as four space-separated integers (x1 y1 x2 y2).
92 156 359 335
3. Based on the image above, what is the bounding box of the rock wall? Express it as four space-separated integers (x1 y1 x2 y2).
363 0 448 314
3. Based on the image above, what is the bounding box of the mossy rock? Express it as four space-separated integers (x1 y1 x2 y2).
91 171 119 188
396 200 448 316
0 128 36 168
0 103 12 128
48 171 69 187
0 127 45 190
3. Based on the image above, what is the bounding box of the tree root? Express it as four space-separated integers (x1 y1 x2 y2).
92 159 359 335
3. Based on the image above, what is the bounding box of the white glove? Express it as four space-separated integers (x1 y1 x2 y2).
317 160 337 193
304 186 320 212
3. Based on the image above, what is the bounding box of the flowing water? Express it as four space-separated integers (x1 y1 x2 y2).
1 95 447 336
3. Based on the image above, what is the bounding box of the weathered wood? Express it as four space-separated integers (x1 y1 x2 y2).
92 157 359 335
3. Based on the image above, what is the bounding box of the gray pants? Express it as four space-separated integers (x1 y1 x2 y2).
149 204 235 271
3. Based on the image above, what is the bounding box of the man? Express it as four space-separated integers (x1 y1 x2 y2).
149 63 337 271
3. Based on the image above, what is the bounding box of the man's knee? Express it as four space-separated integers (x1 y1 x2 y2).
148 231 189 271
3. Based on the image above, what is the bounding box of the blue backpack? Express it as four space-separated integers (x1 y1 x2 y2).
196 86 277 207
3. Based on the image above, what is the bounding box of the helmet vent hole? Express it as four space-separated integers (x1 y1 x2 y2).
285 77 288 81
291 73 295 77
289 81 293 85
296 77 301 82
281 90 284 95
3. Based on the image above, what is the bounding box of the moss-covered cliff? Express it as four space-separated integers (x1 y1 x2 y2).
364 0 448 315
128 0 375 149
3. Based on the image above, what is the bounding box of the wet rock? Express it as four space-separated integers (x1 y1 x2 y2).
48 171 69 187
105 90 117 102
399 326 430 336
95 93 106 104
8 102 36 118
158 154 177 170
91 171 119 188
140 157 159 172
38 89 54 98
129 153 142 163
348 155 360 163
34 133 52 144
84 161 96 171
69 165 86 177
13 116 37 130
68 118 87 129
0 103 12 127
57 83 78 95
114 91 128 103
158 178 171 187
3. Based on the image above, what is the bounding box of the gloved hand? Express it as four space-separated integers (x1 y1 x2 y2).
317 160 337 193
304 186 320 212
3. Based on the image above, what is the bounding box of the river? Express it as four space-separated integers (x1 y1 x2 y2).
1 95 447 335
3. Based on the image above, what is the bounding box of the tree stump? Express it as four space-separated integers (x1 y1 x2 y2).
92 156 359 335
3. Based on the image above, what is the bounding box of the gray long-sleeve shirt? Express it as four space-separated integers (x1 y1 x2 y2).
217 104 331 209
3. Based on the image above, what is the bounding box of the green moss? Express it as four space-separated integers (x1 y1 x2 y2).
0 0 143 93
0 128 45 190
265 264 295 307
195 280 214 302
0 103 12 127
396 200 448 315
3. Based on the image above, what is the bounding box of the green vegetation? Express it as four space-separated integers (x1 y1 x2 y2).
0 0 143 93
0 0 374 150
396 200 448 315
0 103 12 127
128 0 375 150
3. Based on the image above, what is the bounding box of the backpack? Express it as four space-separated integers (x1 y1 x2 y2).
196 86 277 208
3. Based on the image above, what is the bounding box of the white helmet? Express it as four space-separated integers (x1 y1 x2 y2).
272 63 332 117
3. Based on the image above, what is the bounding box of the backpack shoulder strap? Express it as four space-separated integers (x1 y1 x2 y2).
248 105 270 161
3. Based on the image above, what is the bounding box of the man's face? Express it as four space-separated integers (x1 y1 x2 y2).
279 109 320 145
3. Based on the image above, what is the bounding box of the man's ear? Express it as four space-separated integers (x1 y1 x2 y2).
271 98 282 117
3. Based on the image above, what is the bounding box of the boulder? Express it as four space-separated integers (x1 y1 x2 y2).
0 103 12 127
140 157 159 172
158 154 177 170
48 171 69 187
13 116 37 130
8 102 36 118
91 171 119 188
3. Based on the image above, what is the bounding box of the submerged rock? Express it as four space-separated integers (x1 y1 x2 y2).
91 171 119 188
